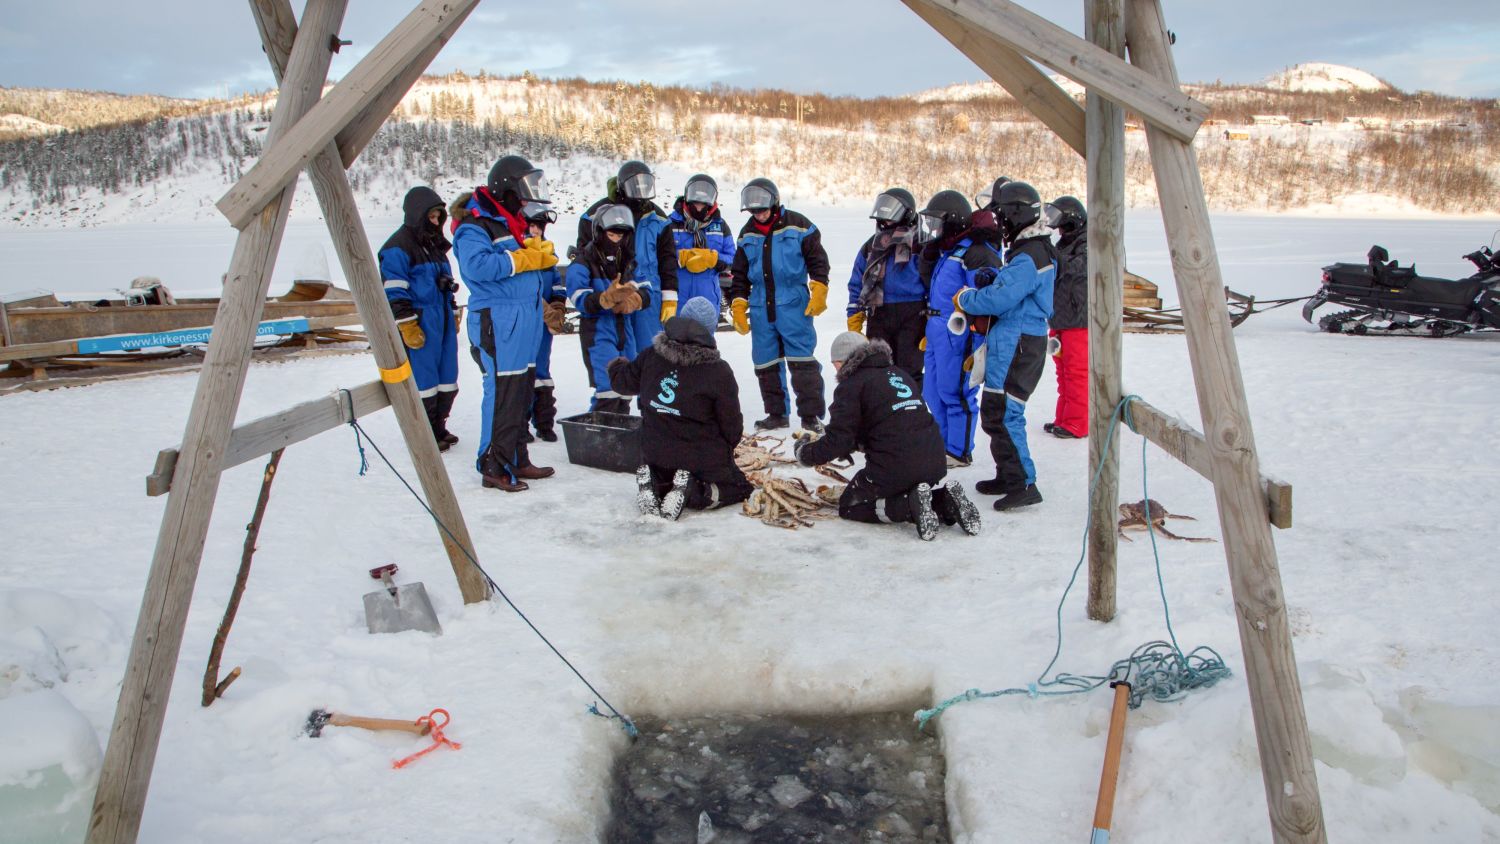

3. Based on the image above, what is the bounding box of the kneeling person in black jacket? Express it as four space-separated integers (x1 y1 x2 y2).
795 332 981 540
608 297 753 520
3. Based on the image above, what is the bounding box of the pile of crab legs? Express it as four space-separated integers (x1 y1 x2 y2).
733 434 852 530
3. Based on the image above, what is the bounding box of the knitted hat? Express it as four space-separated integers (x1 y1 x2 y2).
679 296 719 333
830 331 869 363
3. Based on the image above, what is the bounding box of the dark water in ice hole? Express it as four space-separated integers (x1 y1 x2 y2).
607 712 949 843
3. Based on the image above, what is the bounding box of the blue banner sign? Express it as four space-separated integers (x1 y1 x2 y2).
76 317 313 354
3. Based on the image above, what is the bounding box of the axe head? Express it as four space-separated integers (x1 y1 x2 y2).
306 708 332 738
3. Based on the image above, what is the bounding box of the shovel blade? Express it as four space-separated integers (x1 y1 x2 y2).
362 582 442 635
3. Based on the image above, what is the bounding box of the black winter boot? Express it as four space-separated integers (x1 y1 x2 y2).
908 483 939 541
994 484 1043 511
660 469 691 521
755 414 789 431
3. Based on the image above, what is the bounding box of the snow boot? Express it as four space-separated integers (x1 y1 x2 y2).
440 432 460 447
635 465 661 517
994 484 1042 511
534 428 558 443
660 469 691 521
909 482 939 541
1049 426 1081 440
974 478 1009 496
940 480 982 536
755 414 789 431
799 418 825 436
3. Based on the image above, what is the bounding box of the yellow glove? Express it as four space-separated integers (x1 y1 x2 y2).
730 298 750 335
919 336 927 352
523 237 556 257
847 311 866 334
953 290 967 312
805 280 829 317
508 248 550 274
679 248 718 274
962 353 975 372
661 299 677 321
397 318 426 350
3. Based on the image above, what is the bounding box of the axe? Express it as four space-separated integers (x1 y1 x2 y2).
305 709 432 738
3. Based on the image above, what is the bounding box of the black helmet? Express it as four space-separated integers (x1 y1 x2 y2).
488 155 550 204
1048 195 1086 232
917 190 972 243
740 177 780 212
616 160 656 200
870 188 917 228
975 176 1012 210
683 173 718 206
995 181 1042 240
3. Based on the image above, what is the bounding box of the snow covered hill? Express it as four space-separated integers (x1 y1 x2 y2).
1263 62 1391 93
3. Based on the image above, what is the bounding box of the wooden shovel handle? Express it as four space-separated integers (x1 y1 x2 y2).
328 713 431 736
1092 681 1132 836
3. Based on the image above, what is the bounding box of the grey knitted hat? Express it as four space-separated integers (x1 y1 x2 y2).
679 296 719 333
830 331 869 363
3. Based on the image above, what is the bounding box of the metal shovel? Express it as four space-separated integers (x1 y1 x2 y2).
362 563 442 635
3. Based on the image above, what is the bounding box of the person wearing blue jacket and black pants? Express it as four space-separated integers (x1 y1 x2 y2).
577 160 678 350
667 174 736 318
379 186 460 450
727 177 832 433
954 181 1058 511
847 188 926 389
451 154 559 493
567 204 646 414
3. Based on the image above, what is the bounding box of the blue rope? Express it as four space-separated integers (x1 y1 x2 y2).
337 390 637 738
916 395 1230 729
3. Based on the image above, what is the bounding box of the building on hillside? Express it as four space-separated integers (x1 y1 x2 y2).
1251 114 1291 126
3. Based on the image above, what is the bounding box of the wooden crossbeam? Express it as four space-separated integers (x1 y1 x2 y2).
904 0 1086 156
217 0 480 228
1125 1 1326 839
919 0 1207 142
1124 397 1292 529
146 379 390 497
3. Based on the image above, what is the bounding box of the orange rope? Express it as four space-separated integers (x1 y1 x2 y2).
392 709 461 770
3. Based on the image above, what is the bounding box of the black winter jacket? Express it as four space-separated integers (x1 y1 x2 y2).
1051 228 1088 330
607 317 744 472
798 340 946 494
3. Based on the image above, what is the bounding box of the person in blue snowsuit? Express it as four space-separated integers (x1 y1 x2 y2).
666 173 735 321
954 181 1058 511
524 203 567 442
576 160 677 351
566 203 644 415
917 190 1004 467
379 186 460 449
450 154 559 493
846 188 926 389
727 177 832 433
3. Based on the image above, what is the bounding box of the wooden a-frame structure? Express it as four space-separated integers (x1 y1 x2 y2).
87 1 1326 842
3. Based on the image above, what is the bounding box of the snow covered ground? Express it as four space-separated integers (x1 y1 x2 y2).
2 203 1499 842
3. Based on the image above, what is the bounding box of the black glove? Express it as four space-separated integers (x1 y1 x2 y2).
792 436 809 463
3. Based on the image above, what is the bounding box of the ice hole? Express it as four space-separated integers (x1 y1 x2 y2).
607 711 949 843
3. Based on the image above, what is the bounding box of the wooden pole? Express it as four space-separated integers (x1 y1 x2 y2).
1124 1 1326 839
903 0 1086 157
1085 0 1125 622
1090 681 1131 843
86 2 347 841
252 0 489 605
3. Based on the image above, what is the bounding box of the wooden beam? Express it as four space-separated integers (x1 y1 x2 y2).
1124 1 1326 840
918 0 1207 142
904 0 1085 157
1085 0 1126 623
254 0 489 604
216 0 480 229
1124 398 1292 529
336 2 475 165
146 379 390 497
86 3 348 842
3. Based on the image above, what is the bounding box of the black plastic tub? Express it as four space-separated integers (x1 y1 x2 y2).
558 411 642 473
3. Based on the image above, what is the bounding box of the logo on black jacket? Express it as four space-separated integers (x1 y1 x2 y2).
650 372 681 416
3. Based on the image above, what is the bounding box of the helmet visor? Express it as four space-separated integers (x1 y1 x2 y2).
917 212 945 244
740 185 776 211
523 204 558 224
619 172 655 200
595 204 636 233
1041 202 1063 228
684 178 717 206
974 189 993 210
517 169 551 203
870 193 911 224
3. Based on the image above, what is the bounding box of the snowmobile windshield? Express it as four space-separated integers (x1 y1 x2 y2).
870 193 912 224
523 204 558 224
684 178 717 206
619 172 656 200
595 204 636 233
740 185 776 211
516 169 551 203
917 212 944 244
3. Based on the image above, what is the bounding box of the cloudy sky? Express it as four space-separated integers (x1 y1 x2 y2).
2 1 1497 101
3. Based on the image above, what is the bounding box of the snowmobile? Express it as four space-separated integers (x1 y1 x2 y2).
1303 241 1500 336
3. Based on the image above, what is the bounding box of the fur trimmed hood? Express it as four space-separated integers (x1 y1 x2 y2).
653 316 721 366
836 338 893 382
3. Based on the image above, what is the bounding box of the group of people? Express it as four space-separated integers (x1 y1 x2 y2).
376 155 1091 539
